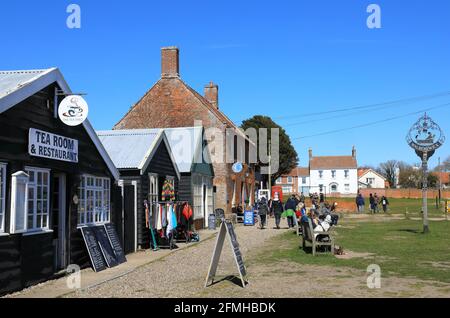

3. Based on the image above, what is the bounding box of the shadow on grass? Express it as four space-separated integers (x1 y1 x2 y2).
397 229 422 234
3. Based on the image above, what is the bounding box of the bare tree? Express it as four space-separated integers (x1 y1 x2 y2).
434 155 450 172
378 160 399 188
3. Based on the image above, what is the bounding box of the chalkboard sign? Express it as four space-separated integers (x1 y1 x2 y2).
205 221 248 288
104 224 127 264
225 222 247 277
80 227 107 272
93 226 120 268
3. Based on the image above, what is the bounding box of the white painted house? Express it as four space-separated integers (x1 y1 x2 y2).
308 147 358 195
358 169 387 189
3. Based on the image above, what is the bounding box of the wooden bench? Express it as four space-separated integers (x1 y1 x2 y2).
301 218 335 256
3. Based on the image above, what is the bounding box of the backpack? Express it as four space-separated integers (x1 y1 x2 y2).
258 202 269 215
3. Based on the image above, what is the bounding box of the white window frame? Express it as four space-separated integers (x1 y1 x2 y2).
331 170 336 179
282 186 293 194
192 174 203 220
78 175 111 227
204 176 214 218
276 177 282 184
25 167 51 232
344 170 350 179
0 163 6 233
287 176 293 184
302 177 307 184
344 184 350 192
148 173 159 227
319 171 323 179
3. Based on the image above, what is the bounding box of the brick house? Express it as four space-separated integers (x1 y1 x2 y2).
114 47 256 214
275 167 310 194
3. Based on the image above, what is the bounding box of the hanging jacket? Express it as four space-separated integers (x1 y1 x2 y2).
166 204 174 235
171 205 178 229
182 203 193 220
156 204 163 230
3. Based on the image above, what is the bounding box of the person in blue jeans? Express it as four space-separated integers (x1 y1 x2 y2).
356 193 365 213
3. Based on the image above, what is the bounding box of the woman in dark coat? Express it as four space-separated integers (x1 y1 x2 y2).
270 192 284 229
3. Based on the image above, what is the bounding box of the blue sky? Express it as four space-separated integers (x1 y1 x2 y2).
1 0 449 169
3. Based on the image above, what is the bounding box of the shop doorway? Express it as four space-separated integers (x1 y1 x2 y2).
123 184 136 254
52 173 67 271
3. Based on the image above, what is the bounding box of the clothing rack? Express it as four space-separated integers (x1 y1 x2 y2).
147 200 194 249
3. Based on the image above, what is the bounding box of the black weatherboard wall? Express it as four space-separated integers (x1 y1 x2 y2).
117 140 179 251
0 83 120 296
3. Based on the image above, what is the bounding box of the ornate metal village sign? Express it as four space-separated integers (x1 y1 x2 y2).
406 113 445 233
406 113 445 155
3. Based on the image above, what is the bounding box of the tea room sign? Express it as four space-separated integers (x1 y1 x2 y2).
29 128 79 163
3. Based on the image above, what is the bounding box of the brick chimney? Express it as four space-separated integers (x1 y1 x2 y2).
352 146 356 158
161 47 179 78
309 148 313 159
204 82 219 108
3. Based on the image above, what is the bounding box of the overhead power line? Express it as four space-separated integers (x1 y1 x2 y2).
292 102 450 140
273 90 450 121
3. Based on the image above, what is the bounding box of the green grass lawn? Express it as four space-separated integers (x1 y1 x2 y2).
329 197 446 217
257 217 450 283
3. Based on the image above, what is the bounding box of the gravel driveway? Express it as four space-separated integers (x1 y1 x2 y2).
68 223 289 298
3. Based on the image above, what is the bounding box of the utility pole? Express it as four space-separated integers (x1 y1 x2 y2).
438 157 442 205
267 143 272 228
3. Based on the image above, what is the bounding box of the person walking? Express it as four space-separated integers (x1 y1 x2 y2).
369 193 375 213
257 196 269 229
300 192 306 203
270 192 284 229
373 193 380 213
380 196 389 213
285 195 297 228
356 193 365 213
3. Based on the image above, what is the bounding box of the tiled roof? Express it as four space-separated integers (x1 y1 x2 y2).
432 172 450 184
358 168 370 178
310 156 357 170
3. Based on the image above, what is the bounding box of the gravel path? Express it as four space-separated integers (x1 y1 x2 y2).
67 223 289 298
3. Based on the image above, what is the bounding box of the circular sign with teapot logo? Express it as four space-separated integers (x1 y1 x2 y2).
58 95 89 127
406 113 445 153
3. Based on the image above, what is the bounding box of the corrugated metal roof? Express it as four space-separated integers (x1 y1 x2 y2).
164 127 203 173
97 129 162 169
0 69 52 99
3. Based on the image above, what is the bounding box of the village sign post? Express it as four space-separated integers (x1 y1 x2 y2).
406 113 445 233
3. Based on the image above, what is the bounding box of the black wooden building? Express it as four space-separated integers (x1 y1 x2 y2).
0 68 121 296
97 129 180 253
165 127 214 230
